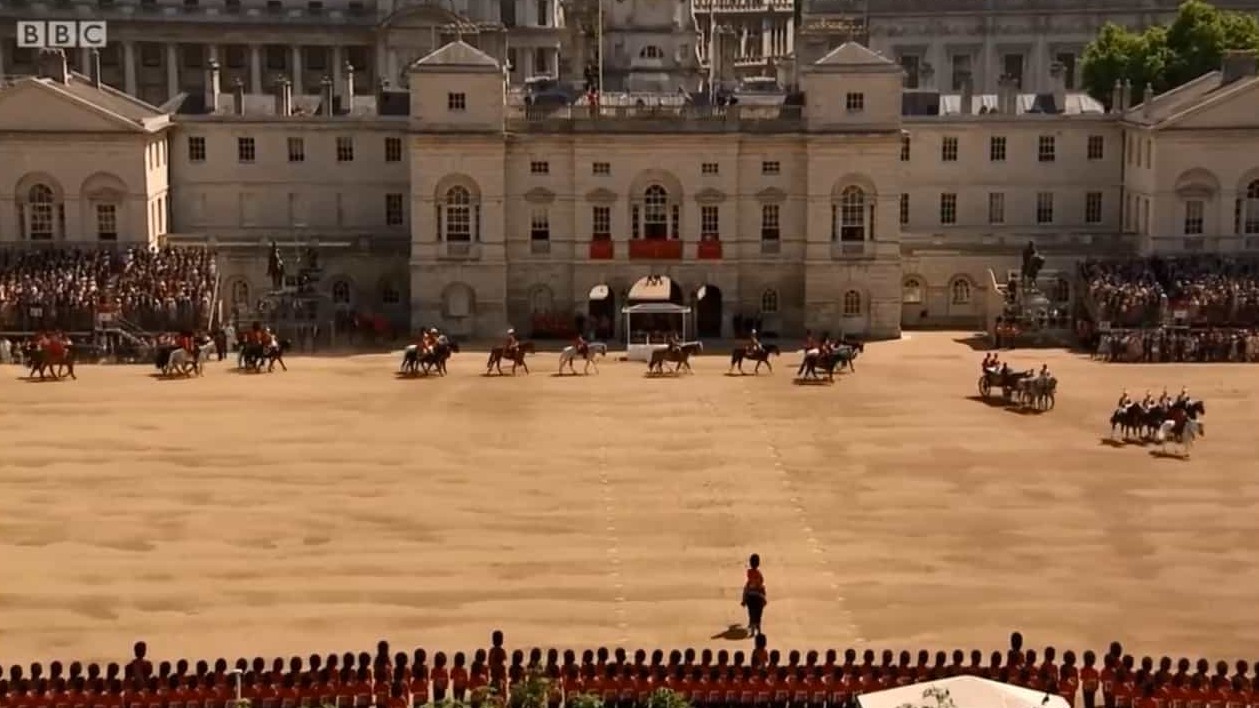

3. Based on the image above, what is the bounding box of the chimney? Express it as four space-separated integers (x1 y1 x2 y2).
959 71 973 115
39 48 69 84
1111 79 1122 113
232 77 245 116
1049 61 1066 113
1120 79 1131 111
320 76 334 116
343 62 355 114
90 48 102 88
273 75 292 116
1221 49 1258 84
1141 82 1154 119
206 59 222 113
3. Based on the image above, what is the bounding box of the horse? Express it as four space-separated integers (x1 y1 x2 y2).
26 341 76 381
162 340 216 377
558 342 608 375
1157 417 1204 457
1017 376 1057 410
241 339 291 372
648 342 703 375
486 341 536 376
401 340 460 376
798 344 863 381
729 343 780 375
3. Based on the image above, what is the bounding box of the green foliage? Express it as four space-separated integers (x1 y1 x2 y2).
565 693 605 708
507 668 551 708
645 689 692 708
1080 0 1259 106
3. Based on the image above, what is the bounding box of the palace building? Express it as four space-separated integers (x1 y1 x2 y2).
2 44 1259 340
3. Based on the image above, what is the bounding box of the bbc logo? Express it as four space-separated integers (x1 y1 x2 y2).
17 21 108 49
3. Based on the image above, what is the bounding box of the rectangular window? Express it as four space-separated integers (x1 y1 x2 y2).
760 204 780 241
385 137 403 163
287 136 305 163
899 194 909 225
447 92 466 111
941 136 958 162
385 193 404 226
1038 135 1056 162
530 208 550 240
988 192 1005 224
592 161 611 175
1002 53 1024 89
188 136 206 162
1086 191 1103 224
701 205 720 238
1184 200 1205 235
989 136 1006 162
950 53 972 91
304 46 327 71
1036 192 1055 224
530 160 550 175
336 137 354 162
845 92 865 112
940 193 957 225
536 0 549 25
265 45 286 71
1056 52 1077 90
900 135 911 161
591 205 611 239
237 137 255 163
96 204 118 241
761 160 780 175
1087 135 1105 161
900 55 920 89
701 162 719 175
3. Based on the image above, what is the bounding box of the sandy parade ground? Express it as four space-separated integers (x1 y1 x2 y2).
3 331 1259 667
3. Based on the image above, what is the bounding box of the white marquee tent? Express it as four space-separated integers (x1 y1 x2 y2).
858 677 1071 708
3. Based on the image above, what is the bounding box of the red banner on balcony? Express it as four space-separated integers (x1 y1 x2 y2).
696 240 723 259
589 240 614 260
628 239 683 259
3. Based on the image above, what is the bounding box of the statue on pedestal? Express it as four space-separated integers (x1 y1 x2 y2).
267 241 286 290
1021 240 1044 289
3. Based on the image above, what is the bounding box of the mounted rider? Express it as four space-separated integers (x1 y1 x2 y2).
804 330 818 357
665 331 681 354
421 328 438 354
1174 387 1191 407
746 330 763 358
1158 388 1172 408
1117 389 1133 411
1140 390 1155 411
504 328 519 358
1038 363 1051 380
572 332 588 358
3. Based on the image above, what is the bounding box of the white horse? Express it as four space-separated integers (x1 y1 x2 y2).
165 342 215 377
1155 418 1204 457
558 342 608 375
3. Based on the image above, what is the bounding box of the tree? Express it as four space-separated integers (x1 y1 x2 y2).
1080 0 1259 107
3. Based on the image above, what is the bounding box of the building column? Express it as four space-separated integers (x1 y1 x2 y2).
123 41 137 95
375 40 388 85
206 43 219 63
1033 32 1048 92
291 44 304 94
249 44 262 93
165 42 179 99
387 48 399 83
332 46 344 97
760 18 771 58
784 16 793 55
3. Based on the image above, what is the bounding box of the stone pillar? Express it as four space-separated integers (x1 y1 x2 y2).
784 16 793 55
249 44 262 93
291 44 304 94
124 41 138 95
375 40 388 84
761 17 771 58
332 46 344 98
387 48 399 83
165 42 179 99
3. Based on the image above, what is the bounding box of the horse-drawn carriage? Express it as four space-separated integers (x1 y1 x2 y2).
977 367 1056 410
977 367 1029 400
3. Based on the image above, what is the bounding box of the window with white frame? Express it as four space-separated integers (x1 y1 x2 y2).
1184 200 1205 235
24 184 56 240
1085 192 1103 224
385 193 404 226
592 161 610 175
900 135 911 161
842 290 862 316
902 278 923 304
951 278 971 305
385 137 403 163
1243 180 1259 233
761 161 780 175
188 136 206 162
941 136 958 162
448 92 466 111
989 136 1006 162
237 137 255 163
988 192 1005 224
761 289 779 314
700 205 720 239
288 136 305 162
530 208 550 240
837 187 867 241
845 92 864 112
442 186 474 241
940 193 957 225
701 162 719 175
591 205 611 239
761 203 780 241
530 160 550 175
336 136 354 162
1087 135 1105 161
1036 192 1054 224
96 203 118 241
899 194 909 225
1038 135 1056 162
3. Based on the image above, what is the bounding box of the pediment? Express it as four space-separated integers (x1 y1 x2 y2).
0 80 147 133
756 186 787 202
384 2 464 30
1163 77 1259 130
523 186 556 204
585 187 618 203
694 187 726 204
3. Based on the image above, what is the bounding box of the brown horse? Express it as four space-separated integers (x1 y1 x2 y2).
26 342 77 380
647 342 703 375
486 341 536 376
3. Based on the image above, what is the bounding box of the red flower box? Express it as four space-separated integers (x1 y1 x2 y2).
589 240 614 259
696 240 723 259
628 239 683 259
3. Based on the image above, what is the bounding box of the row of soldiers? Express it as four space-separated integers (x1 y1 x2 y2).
1115 387 1192 413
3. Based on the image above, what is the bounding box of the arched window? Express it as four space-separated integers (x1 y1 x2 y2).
842 290 862 316
332 280 352 305
1244 180 1259 234
639 45 664 59
950 278 971 305
230 280 250 305
760 288 779 314
835 186 867 242
26 184 56 240
443 186 473 242
641 184 671 239
902 278 923 304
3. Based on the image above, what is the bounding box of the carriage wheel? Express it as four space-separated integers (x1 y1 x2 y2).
978 376 991 397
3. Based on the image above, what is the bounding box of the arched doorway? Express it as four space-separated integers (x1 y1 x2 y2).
587 284 616 340
695 285 722 338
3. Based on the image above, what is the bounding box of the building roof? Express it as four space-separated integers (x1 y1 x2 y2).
1126 70 1259 127
813 41 897 68
410 40 501 72
0 72 170 132
929 91 1106 116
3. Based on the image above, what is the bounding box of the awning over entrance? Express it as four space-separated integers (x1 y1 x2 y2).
588 284 610 301
628 275 671 301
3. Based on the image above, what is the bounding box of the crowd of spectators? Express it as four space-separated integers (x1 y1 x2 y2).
1093 328 1259 363
1081 256 1259 329
4 633 1259 708
0 246 217 334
